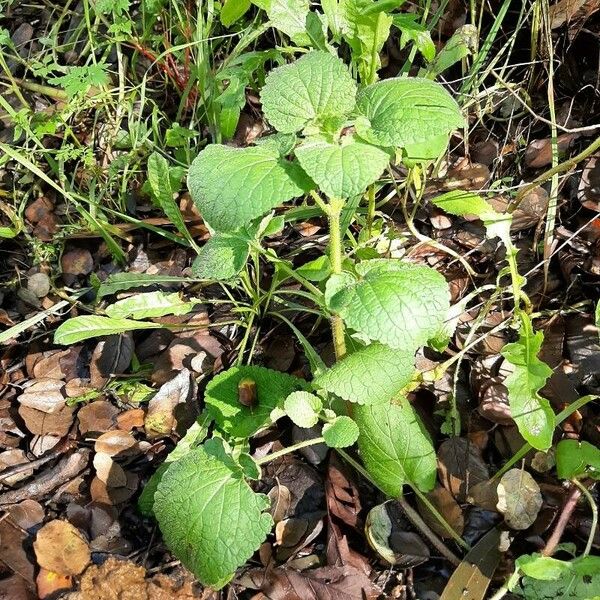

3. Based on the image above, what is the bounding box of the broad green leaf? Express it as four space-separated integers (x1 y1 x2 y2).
555 439 600 480
147 152 193 246
326 260 450 353
322 0 351 40
105 291 197 319
188 144 312 232
54 315 161 345
323 415 359 447
356 78 463 148
295 137 390 198
254 132 297 156
154 443 273 589
97 272 188 299
192 233 250 280
138 413 211 516
355 396 437 495
205 365 306 438
260 51 357 134
295 255 331 282
284 391 322 427
402 133 449 167
500 315 554 451
314 342 415 404
220 0 251 26
516 554 571 581
392 14 435 62
519 555 600 599
253 0 311 44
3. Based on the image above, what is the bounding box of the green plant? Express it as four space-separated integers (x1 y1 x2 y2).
54 49 467 587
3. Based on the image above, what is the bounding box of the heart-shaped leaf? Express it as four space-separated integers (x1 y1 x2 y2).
187 144 312 232
356 78 463 148
260 51 357 134
154 443 273 589
295 137 390 198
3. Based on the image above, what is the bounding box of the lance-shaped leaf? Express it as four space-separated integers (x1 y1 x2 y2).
314 342 415 405
105 291 197 319
54 315 161 345
205 365 306 438
187 145 312 232
500 314 554 450
356 77 463 148
295 137 390 198
154 443 273 589
326 260 449 353
260 51 357 134
355 396 437 496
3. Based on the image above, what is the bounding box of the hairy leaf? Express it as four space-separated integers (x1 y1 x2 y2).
188 145 312 232
260 51 357 134
356 78 463 147
323 415 359 448
284 391 322 428
54 315 161 345
355 397 437 496
154 444 273 589
205 365 306 438
501 315 554 450
393 14 435 62
254 0 311 44
295 137 390 198
326 260 449 353
192 233 250 280
105 291 197 319
314 342 415 404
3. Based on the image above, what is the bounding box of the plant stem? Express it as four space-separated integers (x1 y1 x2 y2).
542 482 581 557
256 437 325 465
366 185 376 237
338 450 465 565
411 486 470 550
328 197 347 360
572 478 597 557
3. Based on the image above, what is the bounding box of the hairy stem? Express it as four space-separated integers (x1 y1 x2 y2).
328 198 347 360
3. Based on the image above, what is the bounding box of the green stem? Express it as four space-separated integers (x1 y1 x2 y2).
366 185 376 237
256 437 325 465
572 478 597 557
492 395 598 481
328 197 346 360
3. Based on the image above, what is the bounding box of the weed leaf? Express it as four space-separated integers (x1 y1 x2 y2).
501 315 554 451
284 391 322 428
323 415 359 448
356 78 463 147
326 260 449 353
314 342 415 404
254 0 311 44
355 396 436 495
154 444 273 589
260 51 357 134
54 316 161 345
105 291 197 319
188 145 312 231
295 138 390 198
192 233 250 280
97 273 189 299
205 365 306 438
555 439 600 480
